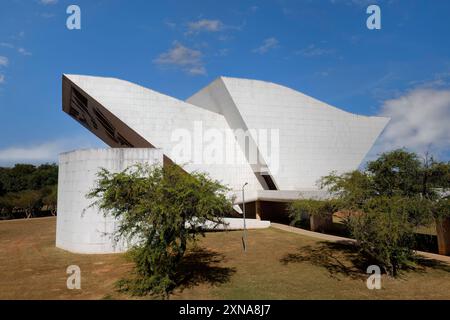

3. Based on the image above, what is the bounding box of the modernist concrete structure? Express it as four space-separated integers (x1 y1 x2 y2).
56 148 164 253
57 74 389 253
187 77 389 191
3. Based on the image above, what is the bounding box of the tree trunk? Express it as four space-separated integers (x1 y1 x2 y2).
436 216 450 256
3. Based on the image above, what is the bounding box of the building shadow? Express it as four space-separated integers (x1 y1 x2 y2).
174 247 236 292
413 233 438 254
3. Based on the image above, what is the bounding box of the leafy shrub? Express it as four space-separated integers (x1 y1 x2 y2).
319 150 450 275
349 196 418 276
88 163 233 298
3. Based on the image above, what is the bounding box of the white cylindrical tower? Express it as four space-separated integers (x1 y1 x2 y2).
56 148 163 254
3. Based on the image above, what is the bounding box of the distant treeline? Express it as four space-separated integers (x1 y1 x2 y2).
0 164 58 219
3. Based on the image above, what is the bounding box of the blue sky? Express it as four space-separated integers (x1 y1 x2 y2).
0 0 449 166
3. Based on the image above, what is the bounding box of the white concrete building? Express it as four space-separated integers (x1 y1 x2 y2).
57 74 389 253
188 77 389 191
56 148 164 253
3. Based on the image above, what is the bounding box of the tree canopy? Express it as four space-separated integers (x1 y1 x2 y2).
0 164 58 194
0 163 58 219
318 149 450 276
320 149 449 209
87 163 233 297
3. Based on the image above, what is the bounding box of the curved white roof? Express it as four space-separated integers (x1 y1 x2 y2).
187 76 389 190
62 74 389 191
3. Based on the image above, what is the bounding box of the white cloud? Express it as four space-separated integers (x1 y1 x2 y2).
18 48 32 56
0 42 14 48
0 44 32 57
296 44 335 57
0 56 8 67
39 0 58 5
216 48 229 57
368 88 450 160
188 66 207 75
154 41 206 76
0 142 62 163
0 137 104 166
0 74 5 84
187 19 224 34
253 37 279 54
409 71 450 89
164 20 177 29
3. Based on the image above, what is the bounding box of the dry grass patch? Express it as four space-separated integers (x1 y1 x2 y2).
1 217 450 300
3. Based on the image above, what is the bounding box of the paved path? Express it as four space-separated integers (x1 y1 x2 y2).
271 223 450 264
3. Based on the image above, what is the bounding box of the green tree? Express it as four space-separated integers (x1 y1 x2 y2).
87 164 232 298
0 163 59 220
319 149 450 275
320 170 374 210
42 185 58 216
427 160 450 195
0 180 5 197
366 149 423 197
10 190 42 219
349 196 417 276
29 164 58 190
4 164 36 193
0 163 58 194
0 194 13 219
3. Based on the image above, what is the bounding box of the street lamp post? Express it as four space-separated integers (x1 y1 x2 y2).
242 182 248 252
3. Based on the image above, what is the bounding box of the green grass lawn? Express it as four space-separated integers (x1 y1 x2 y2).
1 217 450 300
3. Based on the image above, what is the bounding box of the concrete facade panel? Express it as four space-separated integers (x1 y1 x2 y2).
56 148 164 254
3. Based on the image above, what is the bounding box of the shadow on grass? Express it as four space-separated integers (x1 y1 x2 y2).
280 241 365 280
280 241 450 281
174 247 236 292
412 256 450 274
115 247 235 299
